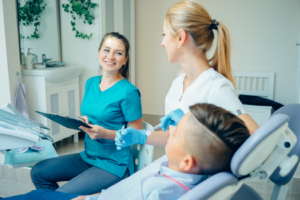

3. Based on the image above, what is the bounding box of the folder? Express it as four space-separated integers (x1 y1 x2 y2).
36 111 92 131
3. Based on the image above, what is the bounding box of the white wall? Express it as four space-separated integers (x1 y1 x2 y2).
60 0 101 108
296 32 300 103
0 0 11 106
135 0 300 115
0 0 22 107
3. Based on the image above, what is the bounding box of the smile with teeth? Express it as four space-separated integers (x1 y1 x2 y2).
105 61 116 66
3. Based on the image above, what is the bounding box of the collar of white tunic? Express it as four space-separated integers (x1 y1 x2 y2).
178 68 216 96
159 161 207 187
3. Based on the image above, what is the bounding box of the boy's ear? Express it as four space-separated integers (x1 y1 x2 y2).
179 155 197 172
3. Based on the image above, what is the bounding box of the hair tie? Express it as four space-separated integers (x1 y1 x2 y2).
210 19 219 30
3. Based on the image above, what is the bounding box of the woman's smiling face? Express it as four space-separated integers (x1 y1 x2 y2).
98 37 128 74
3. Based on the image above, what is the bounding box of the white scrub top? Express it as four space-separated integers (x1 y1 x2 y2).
165 68 246 115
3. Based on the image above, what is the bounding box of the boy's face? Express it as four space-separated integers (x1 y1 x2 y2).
165 113 190 172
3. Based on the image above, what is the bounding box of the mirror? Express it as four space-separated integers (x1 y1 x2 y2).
17 0 61 66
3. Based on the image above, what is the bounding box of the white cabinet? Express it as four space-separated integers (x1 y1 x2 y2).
22 75 81 143
46 86 64 139
243 105 273 126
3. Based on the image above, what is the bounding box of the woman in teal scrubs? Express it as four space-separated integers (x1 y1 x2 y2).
30 32 143 195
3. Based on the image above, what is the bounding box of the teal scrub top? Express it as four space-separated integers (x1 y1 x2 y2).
79 76 142 178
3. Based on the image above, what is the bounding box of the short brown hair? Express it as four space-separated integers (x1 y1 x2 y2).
185 103 250 175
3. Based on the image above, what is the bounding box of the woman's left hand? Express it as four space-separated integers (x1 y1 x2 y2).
80 124 106 140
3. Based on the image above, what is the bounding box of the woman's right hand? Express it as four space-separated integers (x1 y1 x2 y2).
114 127 147 150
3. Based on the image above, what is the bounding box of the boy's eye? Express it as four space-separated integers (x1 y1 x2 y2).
117 52 122 55
104 49 109 52
162 33 165 37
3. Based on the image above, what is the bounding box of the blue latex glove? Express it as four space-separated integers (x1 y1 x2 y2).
159 108 185 132
114 127 147 150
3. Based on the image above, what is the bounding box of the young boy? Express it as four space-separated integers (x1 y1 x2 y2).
82 103 250 200
2 103 250 200
140 103 250 199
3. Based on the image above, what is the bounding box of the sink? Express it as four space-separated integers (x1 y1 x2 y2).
21 66 83 83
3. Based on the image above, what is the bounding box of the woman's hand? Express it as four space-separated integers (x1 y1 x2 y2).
71 196 87 200
80 124 107 140
159 108 185 131
79 116 90 124
114 127 147 150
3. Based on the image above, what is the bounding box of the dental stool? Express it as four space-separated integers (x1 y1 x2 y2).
179 104 300 200
131 121 154 172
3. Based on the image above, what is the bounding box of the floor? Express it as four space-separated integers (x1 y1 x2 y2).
0 134 87 198
1 133 300 199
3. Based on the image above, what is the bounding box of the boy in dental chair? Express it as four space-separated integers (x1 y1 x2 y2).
1 103 250 200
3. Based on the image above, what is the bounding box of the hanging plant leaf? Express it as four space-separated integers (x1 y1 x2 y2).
18 0 47 39
62 0 97 40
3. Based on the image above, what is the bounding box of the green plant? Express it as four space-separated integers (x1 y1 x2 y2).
62 0 97 40
18 0 47 39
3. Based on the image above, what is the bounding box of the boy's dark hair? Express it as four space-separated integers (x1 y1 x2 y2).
187 103 250 175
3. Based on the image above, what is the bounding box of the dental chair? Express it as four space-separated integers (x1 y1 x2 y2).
98 104 300 200
179 103 300 200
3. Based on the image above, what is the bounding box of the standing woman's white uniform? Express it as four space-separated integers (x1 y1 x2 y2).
115 0 259 149
165 68 246 121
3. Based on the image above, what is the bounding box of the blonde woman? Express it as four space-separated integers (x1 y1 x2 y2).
115 0 258 149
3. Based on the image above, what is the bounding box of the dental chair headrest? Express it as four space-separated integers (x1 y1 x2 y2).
180 104 300 200
231 114 290 178
270 104 300 185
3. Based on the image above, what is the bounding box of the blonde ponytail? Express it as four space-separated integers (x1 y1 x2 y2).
209 23 235 87
166 0 235 87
